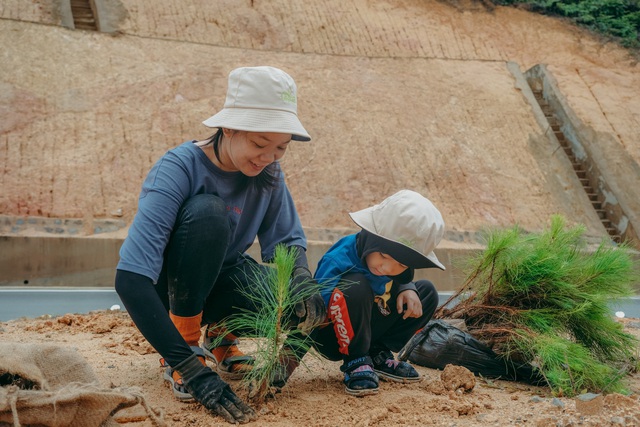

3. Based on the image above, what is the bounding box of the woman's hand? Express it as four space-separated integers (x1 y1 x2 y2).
291 266 326 334
176 354 257 424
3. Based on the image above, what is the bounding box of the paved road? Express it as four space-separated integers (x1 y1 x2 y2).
0 288 638 322
0 288 125 322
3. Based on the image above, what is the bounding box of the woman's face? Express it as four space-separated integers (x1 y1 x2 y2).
221 130 291 176
365 252 408 277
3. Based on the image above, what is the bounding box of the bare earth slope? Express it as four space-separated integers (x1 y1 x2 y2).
1 0 639 238
1 1 640 426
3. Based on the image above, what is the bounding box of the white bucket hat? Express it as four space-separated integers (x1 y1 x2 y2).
349 190 446 270
202 66 311 141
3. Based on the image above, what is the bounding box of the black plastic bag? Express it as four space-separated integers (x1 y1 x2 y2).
398 320 545 384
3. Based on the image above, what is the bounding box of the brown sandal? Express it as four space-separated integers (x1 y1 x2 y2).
161 346 206 401
201 334 254 380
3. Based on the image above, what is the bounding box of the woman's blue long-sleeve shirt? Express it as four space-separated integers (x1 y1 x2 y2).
117 141 306 283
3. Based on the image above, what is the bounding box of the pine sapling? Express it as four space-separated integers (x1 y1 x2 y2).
207 245 321 403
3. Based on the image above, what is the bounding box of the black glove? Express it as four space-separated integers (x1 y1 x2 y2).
271 351 301 390
291 267 326 334
176 354 256 424
270 332 310 390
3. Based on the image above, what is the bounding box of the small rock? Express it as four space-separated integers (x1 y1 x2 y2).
625 415 639 424
387 404 401 413
259 406 271 415
476 413 497 422
574 393 604 416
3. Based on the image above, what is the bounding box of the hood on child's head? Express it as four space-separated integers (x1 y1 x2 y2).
350 190 445 271
355 230 416 284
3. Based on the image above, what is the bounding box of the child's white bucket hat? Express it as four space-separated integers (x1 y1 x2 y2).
203 66 311 141
349 190 446 270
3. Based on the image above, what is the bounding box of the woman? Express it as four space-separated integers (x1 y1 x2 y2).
115 66 324 424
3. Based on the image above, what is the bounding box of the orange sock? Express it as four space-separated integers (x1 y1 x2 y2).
169 312 206 382
206 324 252 375
169 311 203 346
207 324 244 361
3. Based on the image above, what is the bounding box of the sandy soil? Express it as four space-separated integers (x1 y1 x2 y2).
1 310 639 426
2 0 640 426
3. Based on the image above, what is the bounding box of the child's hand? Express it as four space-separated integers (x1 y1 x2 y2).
397 290 423 319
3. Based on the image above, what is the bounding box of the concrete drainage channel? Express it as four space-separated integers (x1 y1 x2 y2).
60 0 127 34
522 64 638 245
1 288 638 323
0 288 124 322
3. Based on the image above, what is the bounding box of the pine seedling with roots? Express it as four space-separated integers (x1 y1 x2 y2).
208 245 321 403
437 215 640 396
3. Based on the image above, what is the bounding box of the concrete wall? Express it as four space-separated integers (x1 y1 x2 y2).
0 235 122 287
0 235 477 292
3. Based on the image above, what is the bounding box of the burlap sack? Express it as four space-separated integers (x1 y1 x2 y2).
0 342 165 427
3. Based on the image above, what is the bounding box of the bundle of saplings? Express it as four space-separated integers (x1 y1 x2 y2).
435 215 640 397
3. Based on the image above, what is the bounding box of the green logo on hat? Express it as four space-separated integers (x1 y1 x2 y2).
281 89 296 104
398 237 415 248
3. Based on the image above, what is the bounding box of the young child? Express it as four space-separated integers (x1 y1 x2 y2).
310 189 445 396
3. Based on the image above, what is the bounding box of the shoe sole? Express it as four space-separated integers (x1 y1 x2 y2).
345 385 379 397
374 369 421 383
163 368 195 402
160 345 205 401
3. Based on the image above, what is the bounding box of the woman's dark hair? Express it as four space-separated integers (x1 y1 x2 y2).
204 128 280 191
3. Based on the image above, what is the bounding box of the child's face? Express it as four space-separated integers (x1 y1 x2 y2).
365 252 408 277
